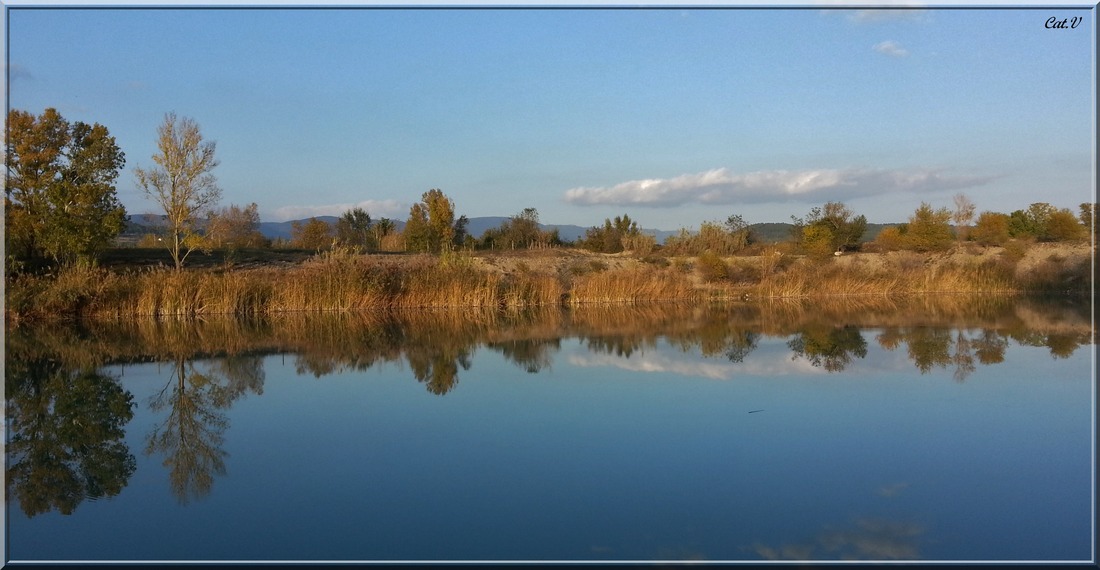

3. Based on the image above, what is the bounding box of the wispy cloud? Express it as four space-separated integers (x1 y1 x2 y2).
873 40 910 57
564 167 997 208
272 199 406 221
875 482 911 498
752 517 924 561
5 63 33 81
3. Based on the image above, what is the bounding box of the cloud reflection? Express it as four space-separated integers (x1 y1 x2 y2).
568 348 824 380
752 517 924 561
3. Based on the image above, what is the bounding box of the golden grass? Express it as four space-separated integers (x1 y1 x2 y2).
569 267 700 305
4 245 1090 323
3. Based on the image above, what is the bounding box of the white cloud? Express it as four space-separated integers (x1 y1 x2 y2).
567 350 823 380
873 40 910 57
272 199 406 221
563 167 996 208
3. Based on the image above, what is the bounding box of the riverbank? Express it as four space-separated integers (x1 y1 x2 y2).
4 242 1093 323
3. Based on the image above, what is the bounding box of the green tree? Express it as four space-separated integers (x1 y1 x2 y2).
1008 202 1084 242
792 202 866 256
335 207 373 250
580 214 640 253
290 217 334 251
902 202 954 252
403 203 431 253
482 207 561 250
5 108 127 267
133 112 221 271
373 217 395 245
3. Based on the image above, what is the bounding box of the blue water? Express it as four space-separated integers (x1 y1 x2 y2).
5 311 1094 563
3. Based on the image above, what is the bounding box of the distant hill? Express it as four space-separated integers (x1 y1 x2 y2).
256 216 665 244
122 213 895 245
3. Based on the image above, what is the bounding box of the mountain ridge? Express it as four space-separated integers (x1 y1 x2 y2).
122 214 895 244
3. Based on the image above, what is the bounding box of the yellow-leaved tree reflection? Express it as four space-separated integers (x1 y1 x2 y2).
485 338 560 373
144 354 265 504
406 346 472 396
5 358 136 517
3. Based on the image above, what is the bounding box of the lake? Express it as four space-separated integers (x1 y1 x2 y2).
4 297 1094 563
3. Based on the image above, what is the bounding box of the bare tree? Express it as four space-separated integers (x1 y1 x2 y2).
952 193 976 242
133 113 221 270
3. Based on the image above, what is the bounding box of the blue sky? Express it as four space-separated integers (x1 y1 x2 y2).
4 5 1095 229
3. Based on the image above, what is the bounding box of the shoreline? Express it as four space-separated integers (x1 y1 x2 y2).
4 242 1093 324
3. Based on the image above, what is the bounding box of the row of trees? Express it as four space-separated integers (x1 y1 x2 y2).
7 108 1097 274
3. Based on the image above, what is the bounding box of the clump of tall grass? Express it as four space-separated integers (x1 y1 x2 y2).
569 267 699 304
753 257 1017 298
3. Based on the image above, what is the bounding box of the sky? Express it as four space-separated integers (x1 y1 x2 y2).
3 4 1096 230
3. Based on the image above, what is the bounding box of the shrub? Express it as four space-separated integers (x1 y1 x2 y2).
696 251 729 282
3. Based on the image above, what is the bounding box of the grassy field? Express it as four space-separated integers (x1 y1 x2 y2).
4 242 1093 322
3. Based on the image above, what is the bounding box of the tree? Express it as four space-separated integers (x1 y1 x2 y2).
335 207 373 250
5 108 127 267
902 202 954 252
290 217 334 251
373 217 396 250
1079 203 1097 244
792 202 866 257
133 112 221 271
424 188 456 253
453 214 470 249
1045 208 1086 241
1008 202 1084 242
404 189 460 253
205 202 266 252
579 214 641 253
970 211 1011 246
952 193 976 242
403 203 431 253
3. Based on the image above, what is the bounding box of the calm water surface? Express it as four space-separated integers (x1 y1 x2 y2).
5 299 1094 563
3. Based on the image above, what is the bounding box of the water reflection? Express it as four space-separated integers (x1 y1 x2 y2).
142 354 264 504
5 358 136 517
4 296 1093 520
787 324 868 372
753 517 924 561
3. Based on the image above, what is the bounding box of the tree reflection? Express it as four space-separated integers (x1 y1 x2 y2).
950 331 976 383
787 325 867 372
876 327 1015 381
5 358 136 517
584 336 649 358
406 348 472 395
724 330 760 364
144 355 265 504
486 338 561 373
971 330 1008 365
